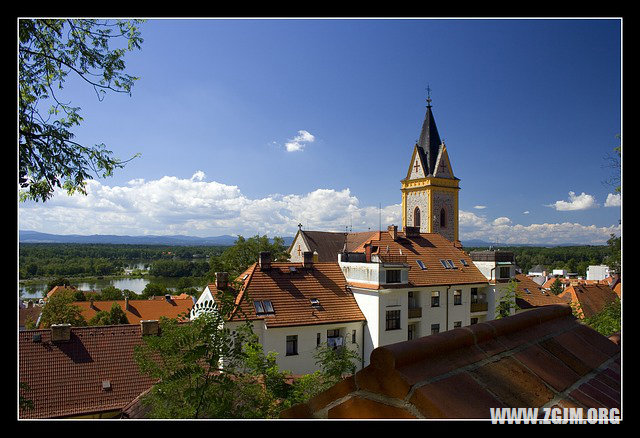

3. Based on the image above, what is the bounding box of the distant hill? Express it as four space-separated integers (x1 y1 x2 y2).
19 230 295 247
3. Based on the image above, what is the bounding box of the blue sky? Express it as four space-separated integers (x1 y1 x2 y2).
19 18 622 244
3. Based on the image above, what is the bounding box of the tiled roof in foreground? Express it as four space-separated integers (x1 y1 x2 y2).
280 305 621 419
19 325 156 419
228 262 366 328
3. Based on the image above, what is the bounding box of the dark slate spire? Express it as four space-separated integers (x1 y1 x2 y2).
416 95 442 176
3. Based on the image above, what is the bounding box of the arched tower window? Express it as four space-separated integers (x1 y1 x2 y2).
414 207 421 227
440 208 447 228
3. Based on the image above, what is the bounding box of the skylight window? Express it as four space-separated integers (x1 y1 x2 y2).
310 298 320 307
416 260 427 270
440 260 449 269
446 260 456 269
263 300 274 313
460 259 468 267
254 300 275 315
289 267 297 273
524 288 531 294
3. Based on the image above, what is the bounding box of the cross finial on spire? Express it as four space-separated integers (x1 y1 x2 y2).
426 84 432 107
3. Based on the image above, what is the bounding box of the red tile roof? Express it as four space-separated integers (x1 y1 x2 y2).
46 285 77 299
19 325 156 418
291 230 379 262
559 284 620 319
226 262 366 328
74 298 193 325
351 231 488 287
515 274 569 309
19 306 42 328
280 305 621 419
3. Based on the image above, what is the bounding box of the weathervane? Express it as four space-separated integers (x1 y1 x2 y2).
426 84 432 107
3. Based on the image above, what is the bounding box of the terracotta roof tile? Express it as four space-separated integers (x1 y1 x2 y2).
74 298 193 325
280 305 621 419
350 231 488 287
228 262 366 328
558 284 619 319
514 274 569 309
19 325 156 418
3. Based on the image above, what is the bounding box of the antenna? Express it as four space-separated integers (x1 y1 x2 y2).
379 203 382 232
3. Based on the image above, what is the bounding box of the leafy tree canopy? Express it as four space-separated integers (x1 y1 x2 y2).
19 19 143 202
39 289 87 328
209 235 290 280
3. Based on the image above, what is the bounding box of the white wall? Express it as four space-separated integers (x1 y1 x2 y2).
586 265 610 281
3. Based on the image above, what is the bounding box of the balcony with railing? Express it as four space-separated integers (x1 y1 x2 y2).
372 254 408 265
408 306 422 319
470 295 488 313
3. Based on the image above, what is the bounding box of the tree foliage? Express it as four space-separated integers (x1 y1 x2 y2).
133 289 287 418
208 235 290 280
550 278 563 296
88 302 129 326
39 289 87 328
582 298 621 337
19 19 143 202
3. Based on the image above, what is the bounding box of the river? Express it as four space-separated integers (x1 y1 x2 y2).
19 276 206 299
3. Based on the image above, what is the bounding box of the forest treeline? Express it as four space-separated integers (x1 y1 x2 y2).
19 235 619 281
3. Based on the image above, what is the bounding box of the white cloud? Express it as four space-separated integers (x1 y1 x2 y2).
284 130 315 152
19 174 400 238
473 205 486 210
547 191 598 211
523 211 530 215
492 217 512 226
458 208 619 245
604 193 621 207
18 175 620 245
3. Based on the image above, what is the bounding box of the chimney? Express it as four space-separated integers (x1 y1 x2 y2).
405 226 420 238
51 324 71 342
89 298 96 310
313 250 319 262
125 297 130 311
215 272 229 289
259 251 272 269
27 300 33 308
302 251 313 268
140 320 160 336
388 225 398 241
365 244 372 263
164 294 172 302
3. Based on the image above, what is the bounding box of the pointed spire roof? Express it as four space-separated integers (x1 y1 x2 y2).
416 101 442 176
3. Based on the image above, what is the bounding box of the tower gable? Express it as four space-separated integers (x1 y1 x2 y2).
432 145 455 179
406 145 427 180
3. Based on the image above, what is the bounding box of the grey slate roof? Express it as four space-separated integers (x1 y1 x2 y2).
416 104 443 176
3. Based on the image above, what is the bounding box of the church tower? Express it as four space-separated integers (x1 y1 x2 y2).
401 94 460 242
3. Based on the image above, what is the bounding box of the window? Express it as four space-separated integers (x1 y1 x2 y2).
327 329 343 348
386 310 401 331
446 259 456 269
454 321 462 328
408 291 417 309
471 288 479 303
431 323 440 334
317 333 321 347
499 266 511 279
254 300 274 315
352 329 357 344
414 207 421 227
454 290 462 305
253 300 264 314
286 335 298 356
416 260 427 270
440 259 449 269
431 291 440 307
310 298 320 307
440 208 446 228
470 318 478 325
386 269 401 284
262 300 274 313
524 288 532 294
460 259 469 267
